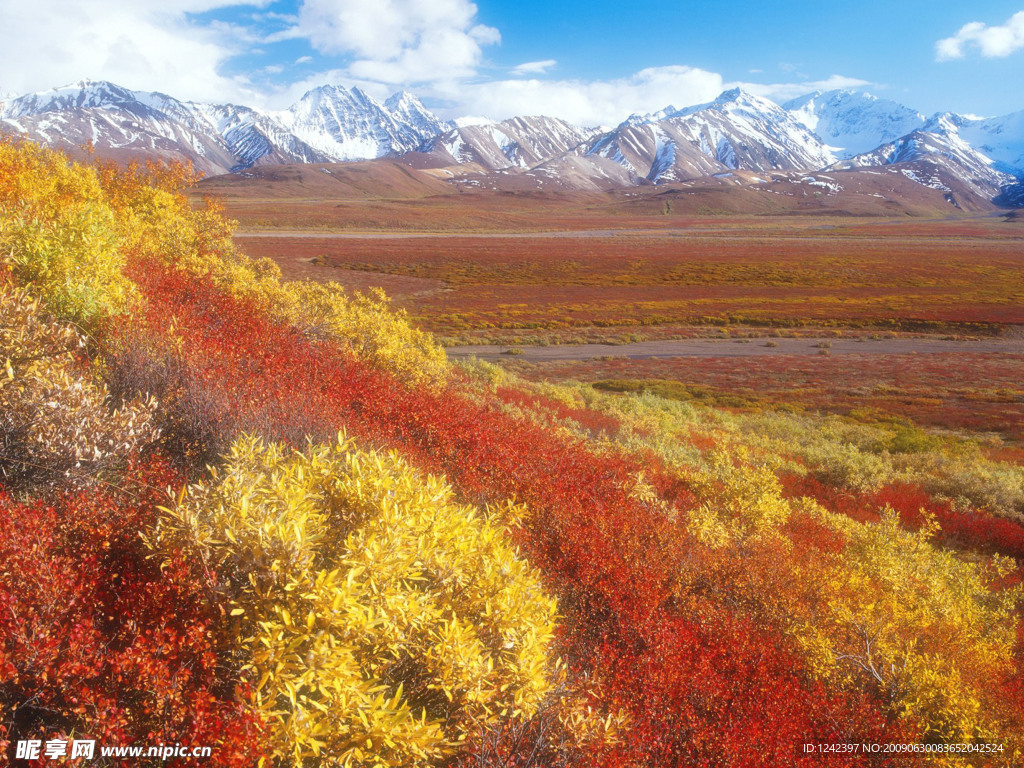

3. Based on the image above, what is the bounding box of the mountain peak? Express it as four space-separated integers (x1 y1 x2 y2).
711 87 775 108
783 90 926 159
714 87 748 103
923 111 970 134
384 90 419 109
4 79 142 119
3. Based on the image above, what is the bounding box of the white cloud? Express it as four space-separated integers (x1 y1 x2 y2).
431 65 725 126
734 74 873 103
277 0 499 84
0 0 874 130
0 0 262 104
511 59 557 75
936 11 1024 60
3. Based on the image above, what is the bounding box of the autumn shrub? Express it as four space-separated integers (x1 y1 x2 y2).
154 435 559 767
597 607 901 768
685 448 793 546
94 157 447 389
92 157 236 271
0 457 263 765
98 156 448 387
469 375 1024 756
103 263 919 762
491 385 621 438
0 281 158 492
907 452 1024 520
799 509 1022 751
0 139 136 324
871 483 1024 559
103 264 361 466
277 281 449 389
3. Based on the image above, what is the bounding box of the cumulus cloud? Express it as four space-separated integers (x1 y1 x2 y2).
438 65 725 126
0 0 874 130
0 0 260 103
277 0 499 84
735 74 873 103
936 11 1024 60
510 59 557 76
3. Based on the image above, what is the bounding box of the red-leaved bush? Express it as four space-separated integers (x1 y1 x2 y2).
781 473 1024 560
0 456 263 766
96 262 914 764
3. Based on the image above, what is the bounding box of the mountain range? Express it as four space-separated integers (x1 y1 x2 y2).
1 79 1021 208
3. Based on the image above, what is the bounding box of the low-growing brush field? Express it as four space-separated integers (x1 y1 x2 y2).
235 225 1024 343
2 137 1023 766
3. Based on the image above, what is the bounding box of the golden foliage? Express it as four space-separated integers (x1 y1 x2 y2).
0 139 136 324
685 448 792 546
156 434 558 766
0 139 448 387
800 508 1021 747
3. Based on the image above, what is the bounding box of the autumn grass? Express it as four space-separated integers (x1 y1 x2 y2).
236 227 1024 342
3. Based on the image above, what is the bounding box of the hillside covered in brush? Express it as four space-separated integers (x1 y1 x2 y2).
1 138 1023 767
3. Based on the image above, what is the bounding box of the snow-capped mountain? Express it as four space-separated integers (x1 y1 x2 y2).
0 82 242 174
584 88 836 183
385 91 451 145
783 90 926 159
3 80 152 118
832 113 1014 201
0 79 449 174
423 116 598 170
948 110 1024 176
2 79 1022 206
279 85 448 161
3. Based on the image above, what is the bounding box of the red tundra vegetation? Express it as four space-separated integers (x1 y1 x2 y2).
2 138 1023 766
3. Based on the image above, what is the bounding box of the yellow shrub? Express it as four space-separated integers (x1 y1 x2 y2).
94 158 238 273
270 279 449 390
156 435 558 766
800 509 1021 746
0 139 135 324
685 448 793 546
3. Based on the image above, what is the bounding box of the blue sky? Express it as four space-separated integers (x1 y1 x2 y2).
3 0 1023 124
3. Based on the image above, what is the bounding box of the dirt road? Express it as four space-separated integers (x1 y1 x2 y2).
445 335 1024 363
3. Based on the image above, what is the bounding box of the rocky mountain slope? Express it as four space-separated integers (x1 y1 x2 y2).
583 88 836 184
0 79 448 175
832 113 1015 202
2 81 1021 206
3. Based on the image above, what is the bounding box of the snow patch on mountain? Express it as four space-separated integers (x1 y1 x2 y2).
833 116 1013 202
2 79 1021 207
586 88 836 184
783 90 925 159
948 110 1024 176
